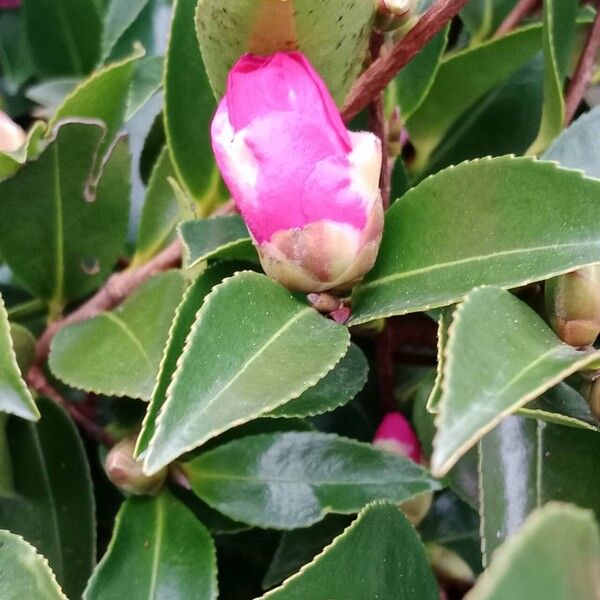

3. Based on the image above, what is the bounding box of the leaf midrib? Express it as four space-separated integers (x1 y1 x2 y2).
360 240 600 291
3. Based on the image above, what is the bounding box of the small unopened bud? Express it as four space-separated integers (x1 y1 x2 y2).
0 111 25 153
545 265 600 347
104 437 167 496
373 412 432 525
582 375 600 422
375 0 415 32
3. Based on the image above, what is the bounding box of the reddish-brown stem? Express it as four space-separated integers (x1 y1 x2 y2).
495 0 541 38
565 0 600 125
342 0 470 121
31 239 183 366
28 365 115 447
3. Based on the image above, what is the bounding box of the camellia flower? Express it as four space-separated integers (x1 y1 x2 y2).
211 52 383 294
0 111 25 153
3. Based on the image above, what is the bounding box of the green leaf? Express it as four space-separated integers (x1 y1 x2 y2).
392 26 449 121
101 0 152 62
48 50 142 163
460 0 517 42
136 263 243 458
133 148 190 266
406 25 544 169
255 502 439 599
421 56 544 179
0 121 47 182
143 272 350 474
479 416 600 564
543 105 600 177
0 11 35 95
431 287 600 476
84 491 217 600
519 382 599 431
0 122 130 307
0 294 38 421
0 398 95 599
527 0 578 155
23 0 101 76
263 515 352 590
184 431 440 529
466 503 600 600
126 55 164 121
180 215 257 269
165 0 224 202
195 0 375 106
0 530 67 600
49 271 185 401
350 156 600 325
266 343 368 419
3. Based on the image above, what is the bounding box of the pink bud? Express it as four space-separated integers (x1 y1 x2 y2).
373 412 423 464
0 111 25 153
0 0 21 8
211 52 383 293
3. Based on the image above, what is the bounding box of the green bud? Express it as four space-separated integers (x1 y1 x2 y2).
104 436 167 496
545 265 600 347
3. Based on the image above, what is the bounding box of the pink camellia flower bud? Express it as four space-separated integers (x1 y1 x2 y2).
373 411 423 463
374 412 431 525
211 52 383 294
0 111 25 153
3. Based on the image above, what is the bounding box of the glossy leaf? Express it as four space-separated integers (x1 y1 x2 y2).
180 215 257 270
49 271 185 400
48 50 142 162
23 0 101 76
133 148 190 266
263 515 352 589
255 503 439 599
392 25 449 121
136 263 243 458
0 530 67 600
184 431 440 529
0 121 47 182
528 0 578 154
195 0 375 105
460 0 517 41
0 398 95 599
143 272 350 474
0 293 38 421
466 503 600 600
351 157 600 325
519 382 598 431
126 55 164 121
165 0 224 201
543 106 600 177
101 0 152 61
266 343 368 419
421 56 544 178
0 10 35 95
84 491 217 600
0 122 130 307
479 416 600 563
407 25 543 168
431 287 600 476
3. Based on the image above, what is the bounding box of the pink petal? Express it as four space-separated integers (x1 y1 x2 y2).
374 412 423 464
226 52 350 151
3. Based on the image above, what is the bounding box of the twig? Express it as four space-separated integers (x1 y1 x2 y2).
28 365 115 447
341 0 470 121
565 0 600 125
495 0 540 38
